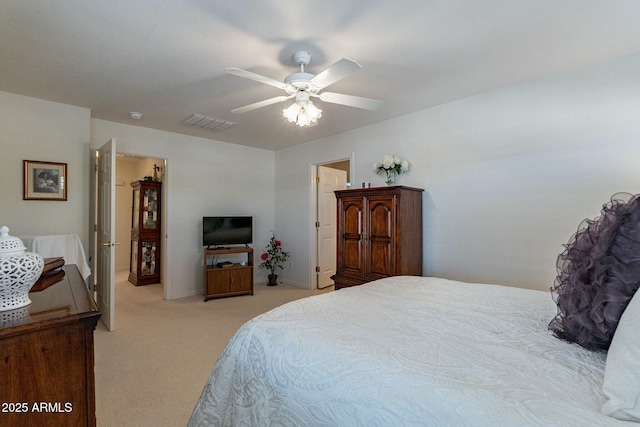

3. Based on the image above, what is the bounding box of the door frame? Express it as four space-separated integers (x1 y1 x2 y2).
308 153 354 290
93 150 171 301
316 165 347 289
113 153 169 299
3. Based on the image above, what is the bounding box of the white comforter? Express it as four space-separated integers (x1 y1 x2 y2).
189 276 631 426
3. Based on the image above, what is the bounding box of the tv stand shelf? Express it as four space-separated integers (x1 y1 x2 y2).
204 247 253 301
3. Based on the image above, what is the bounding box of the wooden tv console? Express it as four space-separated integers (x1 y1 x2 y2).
203 246 254 301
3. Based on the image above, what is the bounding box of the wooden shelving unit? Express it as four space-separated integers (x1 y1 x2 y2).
128 180 162 286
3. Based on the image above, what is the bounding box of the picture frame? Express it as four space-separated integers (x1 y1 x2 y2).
23 160 68 201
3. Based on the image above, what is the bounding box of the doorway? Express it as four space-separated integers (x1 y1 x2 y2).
313 159 350 289
93 141 168 331
115 154 165 289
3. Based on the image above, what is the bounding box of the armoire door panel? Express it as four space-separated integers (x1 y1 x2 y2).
368 198 394 239
342 203 363 235
337 198 365 277
367 198 394 277
342 239 363 272
369 240 393 276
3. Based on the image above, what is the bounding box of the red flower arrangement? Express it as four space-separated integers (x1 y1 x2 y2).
259 232 289 275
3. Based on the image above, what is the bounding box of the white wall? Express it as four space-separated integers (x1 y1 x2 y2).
0 91 92 245
4 51 640 296
92 120 275 299
0 94 276 300
275 52 640 291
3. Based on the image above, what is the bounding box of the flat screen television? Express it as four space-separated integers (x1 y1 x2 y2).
202 216 252 247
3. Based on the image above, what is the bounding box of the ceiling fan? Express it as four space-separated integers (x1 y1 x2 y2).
226 51 382 126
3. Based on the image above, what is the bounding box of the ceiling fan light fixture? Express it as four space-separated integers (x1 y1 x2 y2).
283 102 300 122
228 51 378 126
304 101 322 122
283 100 322 127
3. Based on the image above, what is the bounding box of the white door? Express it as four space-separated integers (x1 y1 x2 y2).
97 138 117 331
317 166 347 289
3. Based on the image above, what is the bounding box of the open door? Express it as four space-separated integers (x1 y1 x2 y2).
96 138 117 331
316 165 347 289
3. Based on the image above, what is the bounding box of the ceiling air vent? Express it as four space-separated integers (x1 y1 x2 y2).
181 113 236 132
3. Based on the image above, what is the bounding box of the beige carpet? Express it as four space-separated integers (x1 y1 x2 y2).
94 270 332 427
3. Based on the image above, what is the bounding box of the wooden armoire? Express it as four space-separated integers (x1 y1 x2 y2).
332 185 423 290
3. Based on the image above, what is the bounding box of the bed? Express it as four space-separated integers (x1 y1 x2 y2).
188 275 639 426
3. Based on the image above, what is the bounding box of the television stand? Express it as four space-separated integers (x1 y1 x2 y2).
203 246 253 301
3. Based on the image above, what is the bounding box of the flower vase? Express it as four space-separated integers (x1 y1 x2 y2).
385 169 395 186
267 273 278 286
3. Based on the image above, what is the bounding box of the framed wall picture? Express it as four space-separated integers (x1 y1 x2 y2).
23 160 68 201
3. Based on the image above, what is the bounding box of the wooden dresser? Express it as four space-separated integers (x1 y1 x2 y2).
0 265 101 427
332 185 424 290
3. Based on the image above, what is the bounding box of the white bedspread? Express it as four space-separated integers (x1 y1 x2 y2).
189 276 631 426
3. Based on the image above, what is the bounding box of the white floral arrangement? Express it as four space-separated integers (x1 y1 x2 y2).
374 154 410 185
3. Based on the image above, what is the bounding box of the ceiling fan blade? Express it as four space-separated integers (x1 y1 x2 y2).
318 92 382 110
231 95 292 114
310 58 362 89
225 67 285 89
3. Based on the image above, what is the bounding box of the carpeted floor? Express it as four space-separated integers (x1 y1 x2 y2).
94 270 332 426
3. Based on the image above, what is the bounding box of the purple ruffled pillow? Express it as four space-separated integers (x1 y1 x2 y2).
549 193 640 350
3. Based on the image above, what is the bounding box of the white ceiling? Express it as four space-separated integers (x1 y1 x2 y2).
2 1 640 151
